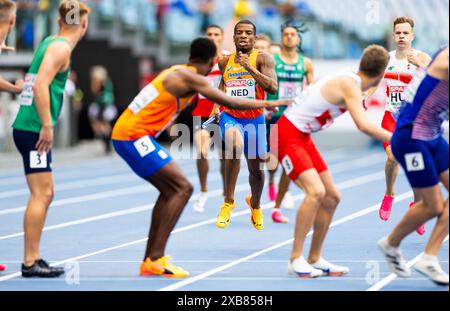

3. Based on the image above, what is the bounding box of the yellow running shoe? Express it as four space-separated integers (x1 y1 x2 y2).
246 195 263 230
216 202 236 229
140 256 190 278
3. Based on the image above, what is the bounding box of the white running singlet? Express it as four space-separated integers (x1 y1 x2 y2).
284 72 362 133
384 50 419 114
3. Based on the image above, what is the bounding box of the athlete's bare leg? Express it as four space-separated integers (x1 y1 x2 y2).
274 169 291 209
194 129 212 192
290 169 325 261
388 170 449 256
268 154 278 187
308 170 341 263
223 127 244 204
247 156 265 209
144 162 193 261
421 170 448 255
24 172 54 266
384 146 399 197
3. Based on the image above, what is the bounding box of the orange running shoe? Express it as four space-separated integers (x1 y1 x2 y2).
246 195 263 230
140 256 189 278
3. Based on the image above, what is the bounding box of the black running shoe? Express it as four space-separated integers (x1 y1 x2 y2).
21 259 65 278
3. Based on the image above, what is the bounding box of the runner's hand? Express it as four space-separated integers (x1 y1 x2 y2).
236 52 252 70
36 125 53 155
407 53 421 68
264 109 273 121
0 42 15 52
14 79 24 94
210 105 221 123
265 99 292 111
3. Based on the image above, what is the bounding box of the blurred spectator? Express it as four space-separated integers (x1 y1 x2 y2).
269 42 281 55
255 34 272 53
88 66 117 154
64 71 84 146
156 0 170 36
15 0 37 51
224 0 256 52
279 0 298 20
199 0 214 33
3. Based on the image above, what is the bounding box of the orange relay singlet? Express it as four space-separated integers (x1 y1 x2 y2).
222 49 266 119
112 65 196 141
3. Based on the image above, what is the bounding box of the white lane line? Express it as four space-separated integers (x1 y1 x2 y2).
2 260 446 264
0 147 369 186
0 166 226 200
0 169 395 283
5 277 435 283
0 184 245 241
367 236 450 291
0 174 137 199
0 171 225 215
0 151 387 216
157 192 414 291
0 169 391 241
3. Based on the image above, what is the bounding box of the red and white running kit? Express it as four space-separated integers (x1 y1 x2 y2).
381 50 419 149
272 72 361 181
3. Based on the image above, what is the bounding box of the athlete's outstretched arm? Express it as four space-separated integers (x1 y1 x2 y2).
342 78 392 143
0 76 23 94
427 48 449 81
209 56 229 120
33 42 71 154
182 70 288 111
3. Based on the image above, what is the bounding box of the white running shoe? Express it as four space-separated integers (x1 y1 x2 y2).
288 257 324 278
193 192 208 213
282 191 295 209
311 257 349 276
377 237 411 278
414 254 449 286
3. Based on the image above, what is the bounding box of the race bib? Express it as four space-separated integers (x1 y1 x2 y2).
281 155 294 175
279 81 302 99
388 85 407 109
128 84 159 114
226 79 256 99
199 75 222 99
405 152 425 172
29 151 47 169
134 136 156 157
18 74 37 106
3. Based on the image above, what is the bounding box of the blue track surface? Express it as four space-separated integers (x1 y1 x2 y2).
0 146 448 291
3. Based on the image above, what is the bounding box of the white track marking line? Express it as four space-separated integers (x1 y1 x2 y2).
0 152 388 216
157 192 414 291
0 169 391 240
0 163 227 200
0 184 247 240
0 169 396 283
0 147 368 187
367 236 449 291
0 174 137 199
2 260 447 264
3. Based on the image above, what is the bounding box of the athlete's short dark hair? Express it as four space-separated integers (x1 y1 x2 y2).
206 24 224 34
189 37 217 63
394 16 415 30
234 20 256 35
